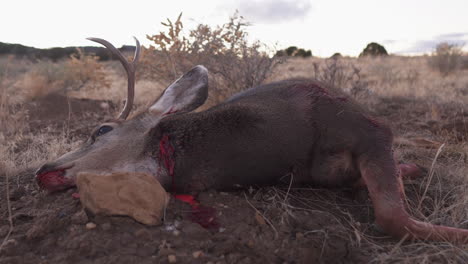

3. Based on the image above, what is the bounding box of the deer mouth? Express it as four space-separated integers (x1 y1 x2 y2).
36 167 75 192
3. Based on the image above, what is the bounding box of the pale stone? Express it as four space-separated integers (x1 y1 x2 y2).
192 250 203 258
168 254 177 263
86 222 97 229
76 172 169 226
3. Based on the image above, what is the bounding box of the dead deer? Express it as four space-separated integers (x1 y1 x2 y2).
35 38 468 243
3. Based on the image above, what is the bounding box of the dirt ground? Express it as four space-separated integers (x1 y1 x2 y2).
1 93 467 263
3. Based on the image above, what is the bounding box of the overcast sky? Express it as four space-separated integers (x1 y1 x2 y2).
1 0 467 57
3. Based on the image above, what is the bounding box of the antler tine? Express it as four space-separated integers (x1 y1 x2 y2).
132 36 141 65
87 37 141 120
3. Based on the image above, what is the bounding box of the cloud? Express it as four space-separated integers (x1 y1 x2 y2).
398 32 468 54
231 0 312 23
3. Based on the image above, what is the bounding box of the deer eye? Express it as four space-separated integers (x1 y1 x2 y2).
96 125 113 137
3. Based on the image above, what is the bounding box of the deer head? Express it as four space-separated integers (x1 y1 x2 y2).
35 38 208 192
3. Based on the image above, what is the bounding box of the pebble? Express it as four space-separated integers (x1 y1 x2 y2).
172 230 181 236
168 254 177 263
192 250 203 258
100 102 109 109
85 222 97 229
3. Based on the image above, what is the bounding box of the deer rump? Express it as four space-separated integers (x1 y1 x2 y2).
151 79 468 243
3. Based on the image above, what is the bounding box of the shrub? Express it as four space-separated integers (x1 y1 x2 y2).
359 42 388 57
295 48 312 58
312 57 369 97
63 48 110 90
18 49 110 100
285 46 298 56
428 42 464 75
141 12 281 105
330 53 342 59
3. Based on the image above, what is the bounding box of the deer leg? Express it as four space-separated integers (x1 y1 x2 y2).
353 162 425 188
358 150 468 243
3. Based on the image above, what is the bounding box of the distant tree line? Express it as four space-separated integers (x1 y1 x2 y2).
0 42 136 61
276 46 312 58
274 42 389 59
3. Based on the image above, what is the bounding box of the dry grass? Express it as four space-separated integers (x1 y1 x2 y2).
1 44 468 262
271 56 468 105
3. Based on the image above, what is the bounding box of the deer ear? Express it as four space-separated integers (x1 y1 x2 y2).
149 65 208 116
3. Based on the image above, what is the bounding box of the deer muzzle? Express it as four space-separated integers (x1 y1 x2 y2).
35 164 75 192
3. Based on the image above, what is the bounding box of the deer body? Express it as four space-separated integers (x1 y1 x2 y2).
151 79 366 192
35 38 468 243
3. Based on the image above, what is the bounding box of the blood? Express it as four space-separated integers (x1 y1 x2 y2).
36 170 72 192
158 134 220 230
163 106 179 116
158 134 175 192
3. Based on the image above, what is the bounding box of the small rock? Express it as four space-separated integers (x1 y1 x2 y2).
101 222 112 231
100 102 109 109
71 210 88 225
192 250 203 258
86 222 97 229
168 254 177 263
172 230 180 236
254 212 266 226
76 172 169 225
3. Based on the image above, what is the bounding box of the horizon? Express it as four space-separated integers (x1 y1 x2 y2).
2 0 467 57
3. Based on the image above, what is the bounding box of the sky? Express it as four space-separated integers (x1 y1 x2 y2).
1 0 467 57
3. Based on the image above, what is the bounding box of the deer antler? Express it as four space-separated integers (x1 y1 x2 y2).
87 37 141 120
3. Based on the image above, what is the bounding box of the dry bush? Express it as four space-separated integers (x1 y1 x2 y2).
64 49 110 91
312 57 370 97
17 50 110 100
428 42 464 76
141 12 281 106
0 57 28 136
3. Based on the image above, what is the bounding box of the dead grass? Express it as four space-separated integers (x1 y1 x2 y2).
272 56 468 105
